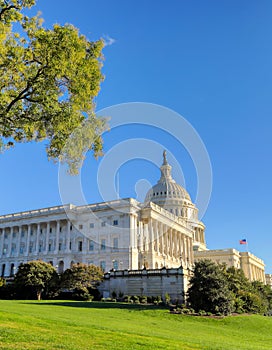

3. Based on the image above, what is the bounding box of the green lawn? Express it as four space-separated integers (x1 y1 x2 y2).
0 300 271 350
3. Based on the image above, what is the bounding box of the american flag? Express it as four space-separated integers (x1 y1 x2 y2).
239 239 247 245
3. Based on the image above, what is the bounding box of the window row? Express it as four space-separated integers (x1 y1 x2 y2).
78 220 119 230
1 238 119 255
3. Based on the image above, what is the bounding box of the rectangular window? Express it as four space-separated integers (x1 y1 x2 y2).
113 220 118 226
48 243 52 252
113 237 118 249
21 231 25 238
20 245 24 254
89 240 94 251
69 241 72 250
12 232 16 238
40 229 43 234
49 228 52 233
70 225 73 231
101 239 106 251
11 243 16 253
79 224 83 230
4 233 8 239
90 223 94 228
39 244 42 253
101 221 106 227
60 227 62 232
113 260 118 270
59 243 62 251
100 261 106 272
78 241 83 252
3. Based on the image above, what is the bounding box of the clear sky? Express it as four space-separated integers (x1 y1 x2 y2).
1 0 272 273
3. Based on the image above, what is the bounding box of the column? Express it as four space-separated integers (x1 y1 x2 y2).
45 222 50 254
7 227 13 257
160 223 164 254
54 221 60 254
17 226 22 257
153 221 157 252
25 225 31 256
129 214 136 249
148 219 154 251
164 226 168 256
66 221 71 252
173 229 178 259
186 237 191 267
178 232 183 263
0 228 5 258
189 238 193 266
169 228 173 257
35 223 40 255
182 235 187 265
82 236 88 255
138 221 143 252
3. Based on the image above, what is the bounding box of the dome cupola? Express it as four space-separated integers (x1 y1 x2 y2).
145 151 194 218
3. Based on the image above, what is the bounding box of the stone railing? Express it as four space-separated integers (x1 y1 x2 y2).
75 197 141 213
104 267 184 279
146 202 188 227
0 204 74 222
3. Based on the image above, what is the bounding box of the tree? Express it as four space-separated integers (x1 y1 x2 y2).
60 263 103 300
14 260 58 300
223 267 271 314
187 260 233 315
0 0 106 173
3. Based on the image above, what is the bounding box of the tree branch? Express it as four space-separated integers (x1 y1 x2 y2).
5 66 45 113
0 5 19 21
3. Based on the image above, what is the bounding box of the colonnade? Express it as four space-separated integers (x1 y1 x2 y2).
138 218 193 269
0 220 73 259
194 226 205 244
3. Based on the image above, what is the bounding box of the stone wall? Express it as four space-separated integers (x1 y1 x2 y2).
99 267 191 303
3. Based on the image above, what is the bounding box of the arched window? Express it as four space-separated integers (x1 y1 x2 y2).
58 261 64 274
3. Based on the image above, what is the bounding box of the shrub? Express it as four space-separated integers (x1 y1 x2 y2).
139 296 147 304
123 295 131 303
164 293 171 305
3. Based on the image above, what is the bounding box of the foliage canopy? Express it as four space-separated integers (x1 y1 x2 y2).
60 263 103 299
0 0 106 173
14 260 57 300
187 259 233 315
188 259 272 315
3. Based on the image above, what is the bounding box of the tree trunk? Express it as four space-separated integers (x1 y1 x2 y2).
37 290 42 300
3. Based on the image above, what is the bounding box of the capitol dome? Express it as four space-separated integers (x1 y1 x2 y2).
145 151 197 220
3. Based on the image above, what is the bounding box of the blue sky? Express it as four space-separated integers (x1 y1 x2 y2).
1 1 272 272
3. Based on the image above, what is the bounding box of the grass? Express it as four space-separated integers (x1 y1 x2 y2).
0 301 272 350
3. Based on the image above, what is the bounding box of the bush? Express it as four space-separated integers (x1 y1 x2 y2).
123 295 131 303
139 296 147 304
72 287 91 301
164 293 171 305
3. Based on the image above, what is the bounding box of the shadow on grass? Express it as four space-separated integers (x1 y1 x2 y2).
21 301 168 311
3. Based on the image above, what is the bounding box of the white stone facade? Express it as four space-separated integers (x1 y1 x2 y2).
0 198 195 277
0 152 200 277
194 248 266 283
0 151 268 291
100 267 191 303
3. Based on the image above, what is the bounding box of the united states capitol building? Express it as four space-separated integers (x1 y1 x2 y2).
0 151 269 297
